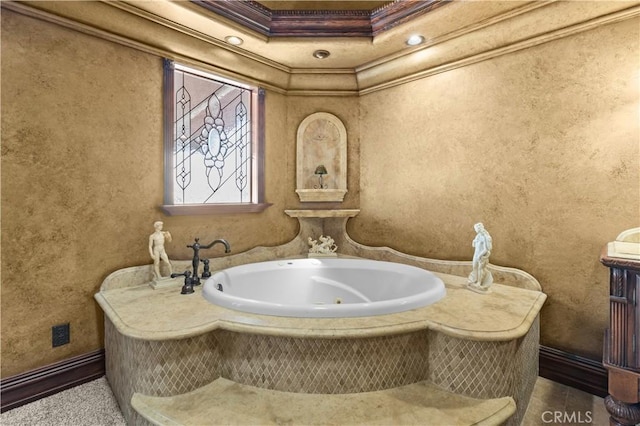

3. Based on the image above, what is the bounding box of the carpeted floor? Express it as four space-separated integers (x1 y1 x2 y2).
1 376 607 425
1 377 125 426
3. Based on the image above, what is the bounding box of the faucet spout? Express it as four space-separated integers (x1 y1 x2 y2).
206 239 231 253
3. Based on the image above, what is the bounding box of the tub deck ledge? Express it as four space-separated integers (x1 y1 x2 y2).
95 270 545 342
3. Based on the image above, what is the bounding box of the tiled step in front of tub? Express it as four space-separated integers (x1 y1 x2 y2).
131 378 516 426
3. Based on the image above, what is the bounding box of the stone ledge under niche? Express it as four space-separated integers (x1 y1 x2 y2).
284 208 359 218
295 188 348 202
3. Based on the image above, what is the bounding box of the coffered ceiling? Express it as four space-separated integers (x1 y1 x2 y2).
193 0 449 38
128 0 532 70
257 2 392 11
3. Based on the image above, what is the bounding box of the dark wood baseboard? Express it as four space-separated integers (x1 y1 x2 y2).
0 349 105 413
0 345 607 413
539 345 608 398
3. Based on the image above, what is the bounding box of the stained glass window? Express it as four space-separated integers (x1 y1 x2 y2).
163 60 266 213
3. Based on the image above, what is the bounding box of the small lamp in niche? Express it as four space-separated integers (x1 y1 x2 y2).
314 165 328 189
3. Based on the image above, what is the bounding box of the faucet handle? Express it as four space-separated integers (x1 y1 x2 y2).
171 271 195 295
171 270 192 279
201 259 211 279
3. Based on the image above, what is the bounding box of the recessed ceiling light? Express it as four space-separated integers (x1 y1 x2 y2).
313 50 330 59
225 36 243 46
406 35 425 46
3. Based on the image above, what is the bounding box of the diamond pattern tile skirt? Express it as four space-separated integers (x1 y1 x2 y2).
106 316 539 426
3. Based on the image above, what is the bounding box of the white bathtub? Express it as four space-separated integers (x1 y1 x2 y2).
202 258 446 318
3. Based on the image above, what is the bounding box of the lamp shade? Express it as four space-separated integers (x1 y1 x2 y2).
314 165 328 175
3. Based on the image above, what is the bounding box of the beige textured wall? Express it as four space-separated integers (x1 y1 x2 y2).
351 17 640 359
2 6 637 378
0 10 296 377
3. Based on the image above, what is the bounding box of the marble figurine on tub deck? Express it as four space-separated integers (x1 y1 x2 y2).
467 222 494 294
308 235 338 257
148 221 181 289
149 221 173 280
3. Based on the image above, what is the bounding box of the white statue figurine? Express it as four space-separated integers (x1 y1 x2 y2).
308 235 338 256
149 221 173 280
468 222 493 293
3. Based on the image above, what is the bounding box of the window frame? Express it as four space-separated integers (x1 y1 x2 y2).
160 59 270 215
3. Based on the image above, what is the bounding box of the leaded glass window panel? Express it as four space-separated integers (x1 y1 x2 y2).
163 60 266 213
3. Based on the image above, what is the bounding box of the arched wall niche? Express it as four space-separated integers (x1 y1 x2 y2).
295 112 348 202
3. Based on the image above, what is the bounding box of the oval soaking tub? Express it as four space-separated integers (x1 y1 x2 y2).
202 258 446 318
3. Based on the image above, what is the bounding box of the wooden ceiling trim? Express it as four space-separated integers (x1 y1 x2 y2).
370 0 450 35
193 0 272 35
192 0 451 37
270 10 372 37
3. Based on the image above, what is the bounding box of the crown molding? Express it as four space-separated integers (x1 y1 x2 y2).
192 0 272 36
1 0 290 94
370 0 450 36
357 2 640 93
3 0 639 97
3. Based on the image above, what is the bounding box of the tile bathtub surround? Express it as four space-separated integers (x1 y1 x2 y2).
104 320 221 423
428 318 540 426
106 321 537 425
217 330 430 393
99 270 544 425
97 224 546 425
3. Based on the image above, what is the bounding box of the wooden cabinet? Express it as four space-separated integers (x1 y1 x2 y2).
601 248 640 426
